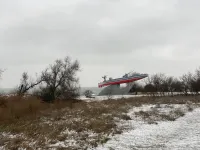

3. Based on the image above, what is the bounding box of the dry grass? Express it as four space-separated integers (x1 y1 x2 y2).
0 95 200 149
134 108 184 123
0 95 80 123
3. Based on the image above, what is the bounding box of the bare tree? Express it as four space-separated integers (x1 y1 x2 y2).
144 84 156 96
171 78 182 95
190 67 200 95
162 76 183 96
151 73 166 96
195 67 200 78
162 76 176 96
17 72 43 96
0 69 4 80
130 82 144 95
180 72 193 95
144 75 153 85
40 56 80 101
84 90 93 98
144 75 156 96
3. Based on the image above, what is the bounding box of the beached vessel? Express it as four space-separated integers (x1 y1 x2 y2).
98 72 148 96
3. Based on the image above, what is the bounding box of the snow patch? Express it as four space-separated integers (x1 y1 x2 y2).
94 107 200 150
79 95 145 102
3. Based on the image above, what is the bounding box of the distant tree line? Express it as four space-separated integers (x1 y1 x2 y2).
130 67 200 96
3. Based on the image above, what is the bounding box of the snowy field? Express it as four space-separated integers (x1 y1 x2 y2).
95 104 200 150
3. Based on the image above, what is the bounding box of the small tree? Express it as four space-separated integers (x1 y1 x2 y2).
190 67 200 95
144 73 166 96
171 78 182 95
163 76 175 96
152 73 166 96
0 69 2 77
144 75 156 96
180 72 193 95
0 69 4 82
144 84 156 96
130 83 144 95
195 67 200 78
84 90 93 98
40 56 80 101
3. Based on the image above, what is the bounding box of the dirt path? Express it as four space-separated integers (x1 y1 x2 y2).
95 108 200 150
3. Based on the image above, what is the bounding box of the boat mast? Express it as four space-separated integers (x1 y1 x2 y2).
102 75 107 82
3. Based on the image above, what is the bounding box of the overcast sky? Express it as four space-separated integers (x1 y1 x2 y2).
0 0 200 88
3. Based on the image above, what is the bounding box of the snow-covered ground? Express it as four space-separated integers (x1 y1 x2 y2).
1 102 199 150
79 95 144 101
95 106 200 150
79 92 190 101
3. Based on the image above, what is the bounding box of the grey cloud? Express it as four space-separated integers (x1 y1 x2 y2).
1 0 175 54
1 0 200 87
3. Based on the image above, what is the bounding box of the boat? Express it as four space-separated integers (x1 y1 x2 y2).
98 72 148 96
98 72 148 88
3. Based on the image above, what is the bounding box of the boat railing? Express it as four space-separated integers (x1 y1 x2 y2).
128 72 148 77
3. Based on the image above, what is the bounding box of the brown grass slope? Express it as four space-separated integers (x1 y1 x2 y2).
0 95 200 149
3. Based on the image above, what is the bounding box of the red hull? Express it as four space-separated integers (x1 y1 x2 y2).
98 77 143 88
